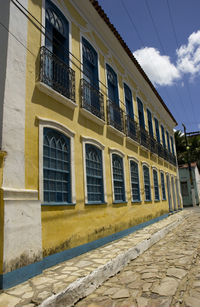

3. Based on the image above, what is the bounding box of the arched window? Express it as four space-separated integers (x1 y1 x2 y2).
143 165 151 201
43 128 71 204
130 161 140 202
161 172 166 200
85 144 104 203
112 154 125 202
153 169 159 201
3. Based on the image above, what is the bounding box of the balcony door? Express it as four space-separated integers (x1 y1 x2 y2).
82 38 99 111
45 0 69 92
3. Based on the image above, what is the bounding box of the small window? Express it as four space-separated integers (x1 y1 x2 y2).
130 161 140 202
85 144 104 203
170 136 175 155
166 131 171 152
143 165 151 201
154 118 160 143
153 169 159 201
137 98 145 129
106 64 119 105
112 154 125 202
147 109 153 137
43 128 71 204
161 125 166 148
124 84 134 118
161 172 166 200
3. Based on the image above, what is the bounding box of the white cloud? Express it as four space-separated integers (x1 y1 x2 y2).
176 30 200 77
133 47 180 86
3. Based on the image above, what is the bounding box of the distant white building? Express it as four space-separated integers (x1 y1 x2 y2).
179 162 200 206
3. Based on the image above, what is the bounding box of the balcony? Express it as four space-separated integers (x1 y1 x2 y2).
80 79 105 124
140 127 150 150
107 99 124 135
125 115 140 144
37 46 75 104
149 136 158 155
157 143 164 159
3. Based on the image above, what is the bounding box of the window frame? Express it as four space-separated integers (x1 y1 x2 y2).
106 63 120 106
124 83 134 118
38 116 76 205
110 148 127 203
42 0 72 67
137 97 145 129
129 157 140 202
154 117 160 143
82 136 107 204
160 171 166 200
142 163 151 202
147 108 153 137
153 168 160 201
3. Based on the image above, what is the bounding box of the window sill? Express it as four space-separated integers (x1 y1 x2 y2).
132 200 141 203
36 81 77 110
144 200 152 202
42 202 76 206
154 199 160 202
80 108 105 126
113 201 128 204
85 202 107 205
107 125 125 138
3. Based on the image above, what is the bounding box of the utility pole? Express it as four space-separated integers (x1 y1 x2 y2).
182 124 196 207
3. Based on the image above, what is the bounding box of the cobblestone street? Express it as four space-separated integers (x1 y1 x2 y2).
75 209 200 307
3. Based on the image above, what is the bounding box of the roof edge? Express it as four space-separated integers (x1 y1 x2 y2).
89 0 178 126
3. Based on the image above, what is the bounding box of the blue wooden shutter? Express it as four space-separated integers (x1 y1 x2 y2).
143 165 151 201
154 118 160 143
124 84 134 118
137 98 145 129
166 131 171 152
161 125 166 148
147 109 153 137
130 161 140 201
112 154 125 202
161 173 166 200
153 170 159 200
106 64 119 105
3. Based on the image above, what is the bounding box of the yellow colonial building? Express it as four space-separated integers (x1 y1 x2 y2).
0 0 182 288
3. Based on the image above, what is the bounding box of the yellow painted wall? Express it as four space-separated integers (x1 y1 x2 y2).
0 151 6 273
25 0 180 257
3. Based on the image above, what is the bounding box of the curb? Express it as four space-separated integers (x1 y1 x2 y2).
40 213 187 307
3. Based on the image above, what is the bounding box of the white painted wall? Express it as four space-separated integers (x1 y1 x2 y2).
3 199 42 272
0 1 10 148
1 0 28 188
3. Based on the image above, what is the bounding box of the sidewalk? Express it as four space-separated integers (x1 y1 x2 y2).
0 209 193 307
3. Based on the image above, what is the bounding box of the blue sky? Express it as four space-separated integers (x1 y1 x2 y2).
98 0 200 132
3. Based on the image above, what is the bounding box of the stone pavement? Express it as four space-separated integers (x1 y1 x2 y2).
76 208 200 307
0 208 196 307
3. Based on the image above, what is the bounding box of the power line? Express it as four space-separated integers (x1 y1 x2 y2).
120 0 145 47
166 0 198 126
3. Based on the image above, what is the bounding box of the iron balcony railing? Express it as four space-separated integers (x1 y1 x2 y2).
107 99 124 133
80 79 105 121
149 136 158 155
125 115 140 143
38 46 75 102
140 127 150 150
157 142 164 159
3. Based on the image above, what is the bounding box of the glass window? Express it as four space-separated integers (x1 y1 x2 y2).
130 161 140 202
147 109 153 137
161 172 166 200
124 84 134 118
85 144 104 203
153 169 159 201
106 64 119 105
112 154 125 202
154 118 160 143
161 125 166 148
170 136 175 155
143 165 151 201
166 131 171 152
43 128 71 204
137 98 145 129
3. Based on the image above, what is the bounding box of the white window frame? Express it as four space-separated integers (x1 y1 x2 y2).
142 162 151 201
82 136 107 204
152 166 160 201
128 156 140 202
160 171 167 200
38 116 76 204
109 148 127 203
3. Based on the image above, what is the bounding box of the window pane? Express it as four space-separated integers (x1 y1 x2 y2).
86 144 104 202
130 161 140 201
43 128 71 203
112 154 125 201
143 165 151 201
